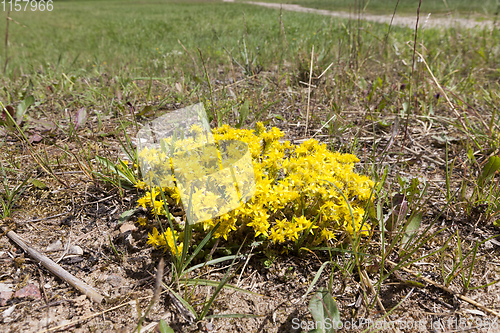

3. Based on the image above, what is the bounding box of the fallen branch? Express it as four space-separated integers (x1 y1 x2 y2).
1 226 104 304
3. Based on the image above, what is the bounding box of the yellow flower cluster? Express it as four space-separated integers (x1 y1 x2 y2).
137 123 374 253
138 123 255 224
146 227 183 257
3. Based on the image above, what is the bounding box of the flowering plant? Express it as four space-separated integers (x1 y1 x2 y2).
137 123 374 255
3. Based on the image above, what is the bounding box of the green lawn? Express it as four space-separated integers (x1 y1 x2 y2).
245 0 500 16
1 0 499 107
1 0 338 78
1 0 499 99
0 0 426 79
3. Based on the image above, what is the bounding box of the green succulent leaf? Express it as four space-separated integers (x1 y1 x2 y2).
308 288 340 333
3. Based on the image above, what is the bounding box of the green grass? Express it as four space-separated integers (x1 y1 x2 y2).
2 0 499 80
249 0 500 16
2 0 353 78
2 0 500 97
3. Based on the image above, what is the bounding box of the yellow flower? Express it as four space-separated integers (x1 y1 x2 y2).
320 228 336 241
135 180 148 190
147 227 183 256
170 186 182 204
137 194 151 209
136 217 148 226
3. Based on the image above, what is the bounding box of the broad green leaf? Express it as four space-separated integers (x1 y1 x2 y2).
119 208 136 224
402 213 422 246
16 95 35 124
31 179 48 190
158 320 174 333
308 288 340 332
138 105 154 116
478 156 500 188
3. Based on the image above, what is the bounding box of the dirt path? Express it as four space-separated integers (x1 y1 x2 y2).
244 1 497 30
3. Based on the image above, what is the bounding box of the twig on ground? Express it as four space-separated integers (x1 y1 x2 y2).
402 146 445 166
316 61 335 79
20 212 69 224
1 226 104 303
81 194 115 206
213 73 260 93
299 81 317 88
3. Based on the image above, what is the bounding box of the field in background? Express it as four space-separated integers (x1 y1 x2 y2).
245 0 500 16
2 0 500 124
4 0 499 79
1 0 500 332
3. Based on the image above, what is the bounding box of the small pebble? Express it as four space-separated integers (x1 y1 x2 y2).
68 245 84 255
2 304 16 319
14 283 41 300
0 283 13 292
120 223 137 234
0 291 13 306
46 240 63 252
107 274 122 287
